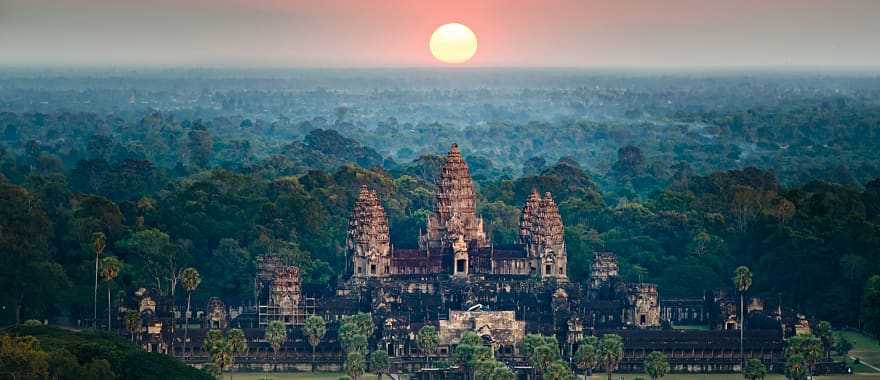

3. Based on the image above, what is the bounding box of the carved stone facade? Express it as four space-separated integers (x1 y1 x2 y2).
420 144 488 250
590 252 619 290
271 266 305 325
520 190 567 280
625 283 660 327
348 144 567 280
438 310 525 352
347 185 392 278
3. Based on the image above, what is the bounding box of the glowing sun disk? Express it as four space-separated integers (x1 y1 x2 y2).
429 23 478 64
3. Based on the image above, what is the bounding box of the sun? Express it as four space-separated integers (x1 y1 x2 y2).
429 23 478 64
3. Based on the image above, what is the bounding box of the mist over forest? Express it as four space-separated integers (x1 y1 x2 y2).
2 69 880 330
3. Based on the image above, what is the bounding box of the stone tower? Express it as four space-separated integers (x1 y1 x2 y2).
347 185 391 278
420 144 488 250
590 252 619 290
520 191 567 280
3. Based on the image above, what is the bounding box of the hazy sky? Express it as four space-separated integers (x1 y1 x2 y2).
1 0 879 68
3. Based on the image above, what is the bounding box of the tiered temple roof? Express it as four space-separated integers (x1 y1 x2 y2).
533 192 564 246
347 185 390 258
421 144 488 249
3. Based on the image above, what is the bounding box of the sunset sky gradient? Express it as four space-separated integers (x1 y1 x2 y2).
1 0 878 68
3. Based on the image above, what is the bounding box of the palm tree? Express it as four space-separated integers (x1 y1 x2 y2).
226 328 247 380
212 341 233 380
369 349 390 380
92 232 106 328
574 336 598 379
734 266 753 369
100 256 121 331
265 320 287 371
180 267 201 358
125 310 142 343
644 351 669 380
597 334 623 380
303 315 327 372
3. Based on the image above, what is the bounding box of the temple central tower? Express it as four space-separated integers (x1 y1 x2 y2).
420 144 488 250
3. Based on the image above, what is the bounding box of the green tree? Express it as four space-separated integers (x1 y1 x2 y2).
491 365 516 380
82 359 115 380
574 336 599 378
863 275 880 336
92 232 106 329
644 351 669 380
265 321 287 370
787 334 822 379
475 360 506 380
784 353 807 380
304 315 327 371
545 361 575 380
453 332 493 380
833 333 853 356
227 328 247 376
734 266 753 368
0 335 49 380
346 351 366 380
417 325 440 367
48 348 82 380
100 255 122 331
369 349 390 380
125 310 142 343
743 357 767 380
530 345 558 375
339 313 374 353
598 334 624 380
813 321 833 359
181 267 201 358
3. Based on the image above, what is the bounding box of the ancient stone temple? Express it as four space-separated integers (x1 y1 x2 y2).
519 190 568 280
156 143 798 375
347 185 391 279
345 144 569 280
420 144 488 249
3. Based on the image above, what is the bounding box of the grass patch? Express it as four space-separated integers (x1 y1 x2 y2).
670 325 710 331
838 330 880 373
230 373 383 380
586 374 880 380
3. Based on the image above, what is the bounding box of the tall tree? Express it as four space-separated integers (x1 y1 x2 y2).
125 310 141 343
862 275 880 335
92 232 106 328
545 361 575 380
181 267 201 358
787 335 822 379
574 336 598 378
644 351 669 380
813 321 834 359
0 184 61 325
417 325 439 367
346 351 366 380
369 349 390 380
265 320 287 371
734 266 753 368
597 334 624 380
100 256 121 331
303 315 327 372
226 328 247 379
743 358 767 380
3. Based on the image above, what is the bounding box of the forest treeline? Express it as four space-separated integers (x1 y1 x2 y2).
2 105 880 335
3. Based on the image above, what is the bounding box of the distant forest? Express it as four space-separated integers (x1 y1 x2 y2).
2 70 880 333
